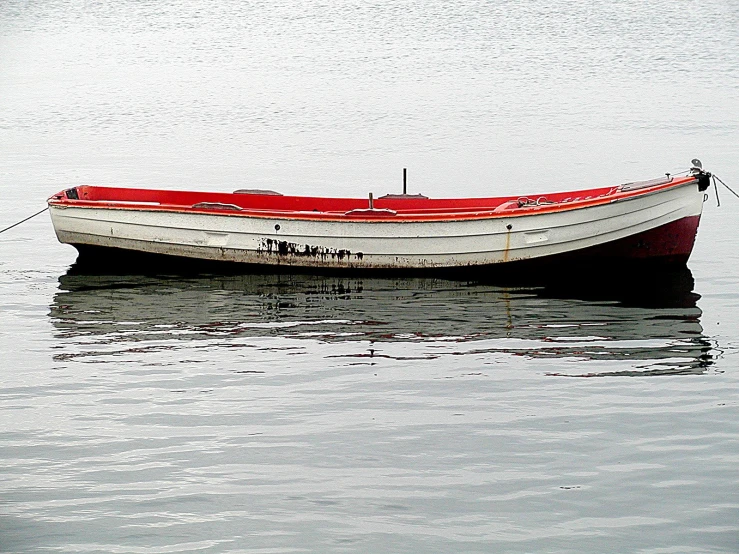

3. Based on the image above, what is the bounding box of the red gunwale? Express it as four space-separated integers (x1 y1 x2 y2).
48 176 699 222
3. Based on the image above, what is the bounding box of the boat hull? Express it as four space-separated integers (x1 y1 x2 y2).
64 213 700 278
49 179 704 272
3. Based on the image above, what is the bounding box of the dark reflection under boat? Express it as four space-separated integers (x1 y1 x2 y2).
49 264 714 376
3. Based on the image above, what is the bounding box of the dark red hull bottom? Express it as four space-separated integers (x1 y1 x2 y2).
70 215 702 281
565 215 702 265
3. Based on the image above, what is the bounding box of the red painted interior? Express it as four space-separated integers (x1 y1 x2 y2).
48 175 698 222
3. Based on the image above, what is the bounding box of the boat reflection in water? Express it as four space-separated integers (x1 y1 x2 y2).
50 263 714 377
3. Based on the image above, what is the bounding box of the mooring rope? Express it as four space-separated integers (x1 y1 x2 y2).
712 175 721 207
713 174 739 201
0 207 49 235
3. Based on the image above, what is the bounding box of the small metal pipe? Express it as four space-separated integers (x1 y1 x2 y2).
369 192 374 209
403 168 407 194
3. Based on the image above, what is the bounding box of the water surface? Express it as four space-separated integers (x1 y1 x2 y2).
1 0 738 552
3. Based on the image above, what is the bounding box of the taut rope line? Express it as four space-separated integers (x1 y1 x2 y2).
713 174 739 201
0 207 49 235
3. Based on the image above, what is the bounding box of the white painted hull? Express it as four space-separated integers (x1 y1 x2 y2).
49 179 704 269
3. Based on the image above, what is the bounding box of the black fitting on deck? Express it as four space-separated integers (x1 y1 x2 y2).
697 171 712 192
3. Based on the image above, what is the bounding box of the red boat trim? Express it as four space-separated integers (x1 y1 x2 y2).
48 176 699 223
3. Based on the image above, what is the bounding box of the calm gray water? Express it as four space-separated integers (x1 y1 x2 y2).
1 1 739 552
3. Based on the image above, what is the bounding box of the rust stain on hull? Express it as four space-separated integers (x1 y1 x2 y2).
257 238 356 262
503 230 511 263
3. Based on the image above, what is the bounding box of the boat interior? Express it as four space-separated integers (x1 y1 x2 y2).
49 175 689 220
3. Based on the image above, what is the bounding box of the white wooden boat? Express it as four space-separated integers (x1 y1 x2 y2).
48 163 712 273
